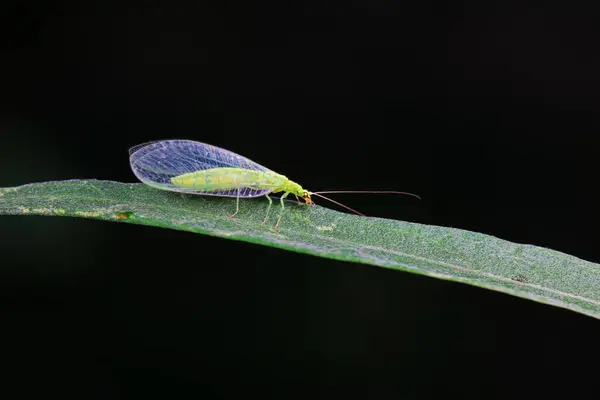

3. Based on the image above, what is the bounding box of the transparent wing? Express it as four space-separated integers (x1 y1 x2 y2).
129 139 273 197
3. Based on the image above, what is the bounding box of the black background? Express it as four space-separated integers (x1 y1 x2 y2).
1 1 599 398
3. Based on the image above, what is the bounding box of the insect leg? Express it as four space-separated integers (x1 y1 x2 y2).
274 192 290 229
228 189 240 219
261 194 273 225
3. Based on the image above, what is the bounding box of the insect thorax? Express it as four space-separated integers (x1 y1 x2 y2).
262 171 304 195
281 179 304 196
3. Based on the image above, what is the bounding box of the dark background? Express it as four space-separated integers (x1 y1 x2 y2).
1 1 599 398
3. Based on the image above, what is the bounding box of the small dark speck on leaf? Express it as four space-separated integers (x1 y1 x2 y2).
115 211 134 220
511 274 529 283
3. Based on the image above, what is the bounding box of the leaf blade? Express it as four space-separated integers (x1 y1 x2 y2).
1 179 599 319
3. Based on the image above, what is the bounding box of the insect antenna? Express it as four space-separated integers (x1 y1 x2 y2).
310 193 365 216
310 190 422 216
312 190 421 200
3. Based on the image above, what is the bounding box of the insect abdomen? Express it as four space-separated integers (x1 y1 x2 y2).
171 168 280 191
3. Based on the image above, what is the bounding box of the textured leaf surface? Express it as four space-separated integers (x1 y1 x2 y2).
1 179 599 319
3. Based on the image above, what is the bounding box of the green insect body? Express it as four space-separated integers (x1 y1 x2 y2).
171 168 302 194
171 167 312 228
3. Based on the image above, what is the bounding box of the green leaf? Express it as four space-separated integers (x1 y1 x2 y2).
1 179 599 319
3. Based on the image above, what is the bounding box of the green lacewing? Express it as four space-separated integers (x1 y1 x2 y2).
129 139 420 228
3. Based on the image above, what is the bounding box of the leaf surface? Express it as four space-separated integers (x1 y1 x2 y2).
1 179 599 319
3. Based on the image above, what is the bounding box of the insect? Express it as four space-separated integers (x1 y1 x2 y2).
129 139 420 229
